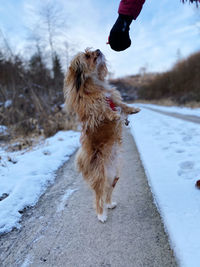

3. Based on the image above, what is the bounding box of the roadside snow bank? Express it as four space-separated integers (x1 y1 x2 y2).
0 130 80 234
140 103 200 117
129 106 200 267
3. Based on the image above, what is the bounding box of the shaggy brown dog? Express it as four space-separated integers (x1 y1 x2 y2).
64 48 140 222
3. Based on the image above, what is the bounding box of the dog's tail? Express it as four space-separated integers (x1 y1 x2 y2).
76 148 106 187
90 151 106 191
76 148 106 214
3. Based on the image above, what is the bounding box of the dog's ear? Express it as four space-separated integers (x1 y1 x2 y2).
75 64 85 92
70 57 86 92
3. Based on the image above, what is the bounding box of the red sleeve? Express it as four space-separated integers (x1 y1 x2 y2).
118 0 146 20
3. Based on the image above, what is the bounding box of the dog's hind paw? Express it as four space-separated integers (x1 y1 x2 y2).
106 202 117 209
97 211 107 223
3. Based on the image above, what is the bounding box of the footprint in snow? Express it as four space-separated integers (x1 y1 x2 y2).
176 149 185 153
162 147 169 150
179 161 194 170
178 161 195 178
170 141 178 145
182 136 192 142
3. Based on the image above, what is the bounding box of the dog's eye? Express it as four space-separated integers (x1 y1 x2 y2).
85 54 90 59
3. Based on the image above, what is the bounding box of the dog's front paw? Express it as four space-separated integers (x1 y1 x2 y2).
123 106 140 115
113 113 120 121
128 107 141 114
97 211 107 223
107 112 120 122
106 202 117 209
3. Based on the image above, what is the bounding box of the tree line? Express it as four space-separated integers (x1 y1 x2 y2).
0 2 71 138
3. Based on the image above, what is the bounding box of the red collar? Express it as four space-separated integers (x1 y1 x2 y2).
106 97 116 111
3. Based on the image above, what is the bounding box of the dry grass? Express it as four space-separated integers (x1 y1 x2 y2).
109 73 156 101
0 91 78 144
0 50 79 146
138 51 200 104
0 79 78 143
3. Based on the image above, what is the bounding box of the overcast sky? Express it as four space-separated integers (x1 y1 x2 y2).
0 0 199 77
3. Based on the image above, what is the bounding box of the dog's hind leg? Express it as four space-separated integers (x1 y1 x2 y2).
105 177 119 209
91 167 107 223
112 176 119 188
94 183 107 223
95 191 107 223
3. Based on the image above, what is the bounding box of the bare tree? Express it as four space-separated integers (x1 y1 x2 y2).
39 3 60 70
27 1 68 76
0 28 14 60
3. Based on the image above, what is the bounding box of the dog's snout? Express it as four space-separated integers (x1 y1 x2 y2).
96 49 101 56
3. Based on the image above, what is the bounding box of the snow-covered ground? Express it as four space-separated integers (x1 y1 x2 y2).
140 103 200 117
1 102 200 266
0 130 80 234
129 105 200 267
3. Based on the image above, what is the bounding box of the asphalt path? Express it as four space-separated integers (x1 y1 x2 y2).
0 128 177 267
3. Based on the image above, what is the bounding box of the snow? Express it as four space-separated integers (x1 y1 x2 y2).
57 188 78 212
140 103 200 117
0 130 80 234
20 255 33 267
60 103 65 109
0 125 7 135
129 105 200 267
4 99 12 108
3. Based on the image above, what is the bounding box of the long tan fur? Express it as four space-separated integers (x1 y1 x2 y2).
64 48 140 222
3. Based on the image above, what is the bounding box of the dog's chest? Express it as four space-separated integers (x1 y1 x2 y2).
104 91 111 98
104 91 116 111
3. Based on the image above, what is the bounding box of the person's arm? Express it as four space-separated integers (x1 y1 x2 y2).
118 0 145 20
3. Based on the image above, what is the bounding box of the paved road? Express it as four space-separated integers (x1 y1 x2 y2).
0 128 177 267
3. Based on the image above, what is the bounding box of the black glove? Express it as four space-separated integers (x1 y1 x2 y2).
108 14 133 52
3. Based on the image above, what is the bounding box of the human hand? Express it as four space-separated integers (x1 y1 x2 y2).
107 14 133 52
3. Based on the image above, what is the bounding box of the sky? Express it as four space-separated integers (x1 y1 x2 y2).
0 0 199 77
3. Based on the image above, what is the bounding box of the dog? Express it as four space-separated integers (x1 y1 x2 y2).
64 48 140 222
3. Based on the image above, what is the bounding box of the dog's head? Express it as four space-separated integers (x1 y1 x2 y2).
66 48 108 92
